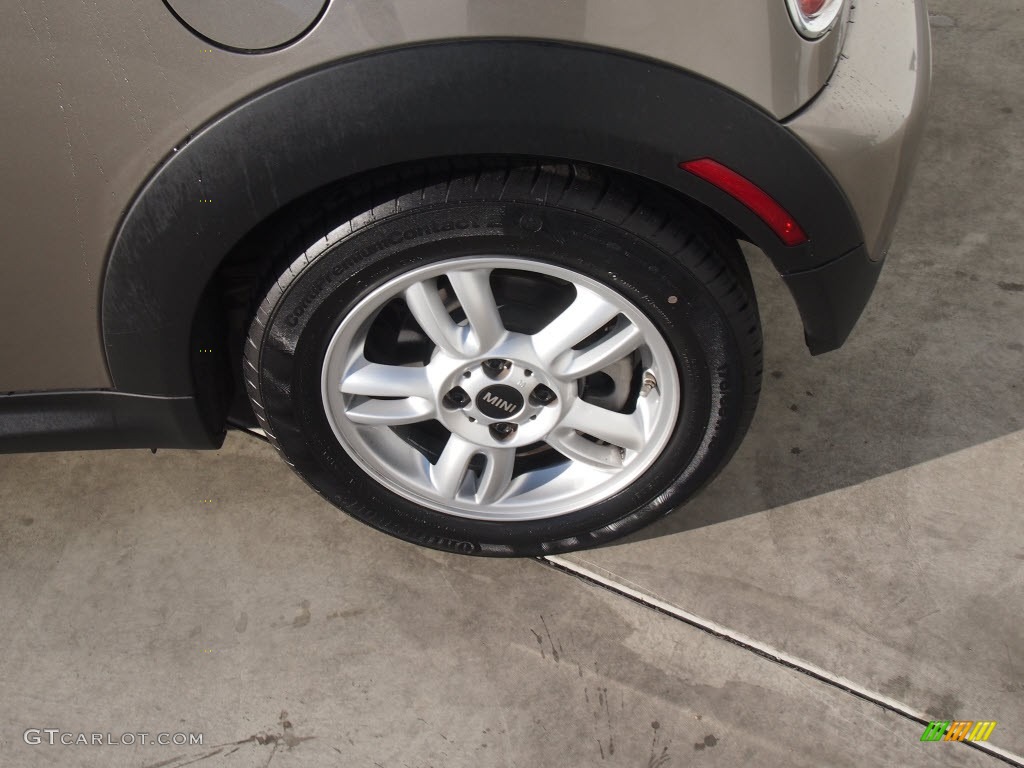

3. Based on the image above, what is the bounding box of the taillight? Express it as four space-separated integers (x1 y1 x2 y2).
785 0 844 39
798 0 828 15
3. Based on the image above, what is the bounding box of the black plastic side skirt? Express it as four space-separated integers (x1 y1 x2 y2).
0 391 224 453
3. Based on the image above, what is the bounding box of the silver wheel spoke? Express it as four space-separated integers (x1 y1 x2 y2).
545 429 623 469
560 399 646 452
553 321 644 378
475 447 516 505
403 280 464 356
448 268 505 353
339 361 433 399
430 435 478 499
345 397 434 426
532 286 621 365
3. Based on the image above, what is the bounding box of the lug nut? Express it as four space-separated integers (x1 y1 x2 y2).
443 387 471 409
482 359 511 377
530 384 557 406
490 422 517 440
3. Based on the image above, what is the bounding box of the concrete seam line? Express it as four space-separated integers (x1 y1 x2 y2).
227 420 269 442
541 554 1024 768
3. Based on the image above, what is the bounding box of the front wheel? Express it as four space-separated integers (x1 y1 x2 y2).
244 161 761 556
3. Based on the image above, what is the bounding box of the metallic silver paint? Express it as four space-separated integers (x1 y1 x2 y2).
787 0 932 262
0 0 916 392
164 0 328 51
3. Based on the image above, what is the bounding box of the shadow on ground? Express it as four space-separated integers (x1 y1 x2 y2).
627 4 1024 542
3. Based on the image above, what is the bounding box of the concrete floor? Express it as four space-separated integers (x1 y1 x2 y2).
1 1 1022 766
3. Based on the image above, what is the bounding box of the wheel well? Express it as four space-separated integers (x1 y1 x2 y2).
197 155 755 431
105 38 864 431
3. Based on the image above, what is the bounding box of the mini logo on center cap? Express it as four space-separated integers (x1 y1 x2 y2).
476 385 525 419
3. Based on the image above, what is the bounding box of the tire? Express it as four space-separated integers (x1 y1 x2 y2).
244 160 761 556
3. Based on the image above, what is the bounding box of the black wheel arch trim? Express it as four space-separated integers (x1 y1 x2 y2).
103 39 872 408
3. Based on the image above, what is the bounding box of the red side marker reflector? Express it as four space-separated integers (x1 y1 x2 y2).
680 158 808 247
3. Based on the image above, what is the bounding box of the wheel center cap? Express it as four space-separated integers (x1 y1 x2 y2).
475 384 525 419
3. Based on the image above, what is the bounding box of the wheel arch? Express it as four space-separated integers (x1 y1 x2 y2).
102 39 867 423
